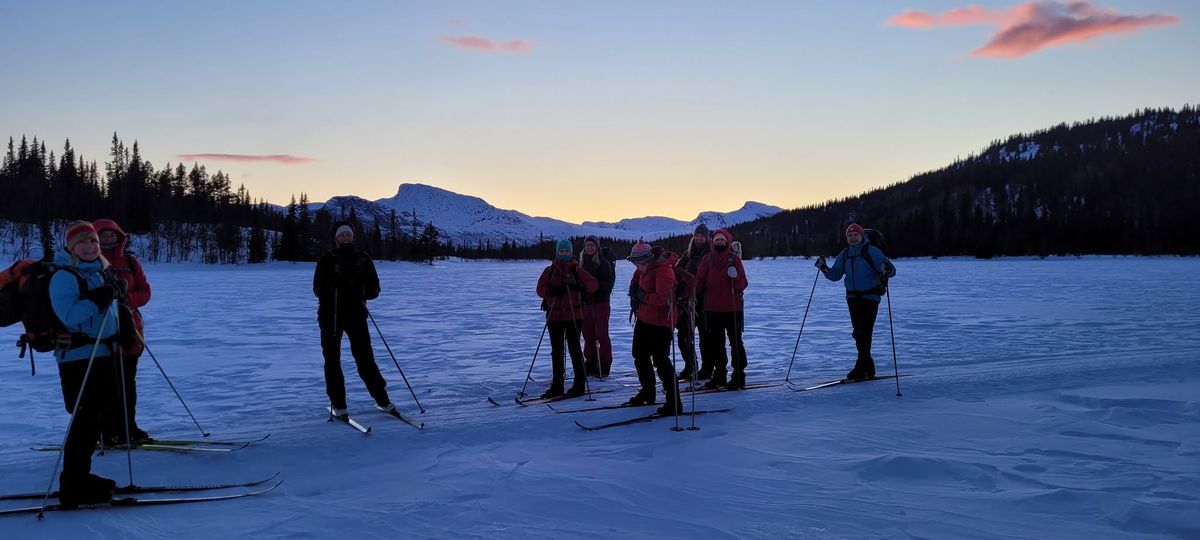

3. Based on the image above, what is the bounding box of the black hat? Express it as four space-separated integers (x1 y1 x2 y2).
694 223 710 236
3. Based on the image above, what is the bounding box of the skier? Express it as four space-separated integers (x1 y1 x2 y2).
535 239 598 399
815 223 896 380
93 219 153 445
625 241 682 415
695 228 749 390
578 236 615 378
49 221 120 507
313 221 396 417
676 223 711 380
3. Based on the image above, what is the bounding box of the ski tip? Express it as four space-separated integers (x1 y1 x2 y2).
487 396 502 406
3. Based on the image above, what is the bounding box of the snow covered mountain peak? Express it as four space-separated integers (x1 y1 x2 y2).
314 183 783 245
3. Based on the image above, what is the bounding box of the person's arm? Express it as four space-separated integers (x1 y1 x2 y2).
536 267 552 299
824 251 846 281
50 272 101 328
575 265 599 294
361 255 381 300
125 255 151 309
873 247 896 278
643 267 674 307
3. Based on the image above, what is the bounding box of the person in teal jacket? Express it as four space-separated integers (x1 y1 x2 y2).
816 223 896 380
48 221 121 507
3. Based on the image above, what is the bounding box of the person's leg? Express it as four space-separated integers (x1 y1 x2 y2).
596 303 613 377
703 312 730 388
346 316 391 407
320 313 348 410
543 321 567 397
565 321 587 395
651 324 681 414
628 321 658 405
581 305 599 376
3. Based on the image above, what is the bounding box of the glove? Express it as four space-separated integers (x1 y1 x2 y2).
815 256 828 271
881 261 895 278
548 285 567 296
630 290 644 312
726 266 738 279
85 285 116 311
112 279 129 304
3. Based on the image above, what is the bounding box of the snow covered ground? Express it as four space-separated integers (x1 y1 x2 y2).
1 257 1197 539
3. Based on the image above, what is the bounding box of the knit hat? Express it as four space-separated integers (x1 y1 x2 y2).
711 228 733 244
331 221 355 243
693 223 710 236
64 221 98 251
584 235 599 247
627 240 653 263
845 223 865 237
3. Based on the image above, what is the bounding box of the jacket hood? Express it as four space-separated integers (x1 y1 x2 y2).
92 218 128 254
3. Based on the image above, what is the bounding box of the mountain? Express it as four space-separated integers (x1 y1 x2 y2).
313 183 782 245
717 106 1199 258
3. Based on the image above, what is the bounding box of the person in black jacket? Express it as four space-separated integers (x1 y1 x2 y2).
676 223 711 380
313 222 394 417
579 236 615 377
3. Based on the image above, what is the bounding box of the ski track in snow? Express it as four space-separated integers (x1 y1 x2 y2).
1 258 1198 539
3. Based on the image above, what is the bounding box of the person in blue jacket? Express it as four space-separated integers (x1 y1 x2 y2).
815 223 896 380
49 221 121 507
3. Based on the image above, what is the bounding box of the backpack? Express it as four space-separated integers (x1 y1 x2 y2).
0 260 88 357
840 228 889 294
0 260 35 327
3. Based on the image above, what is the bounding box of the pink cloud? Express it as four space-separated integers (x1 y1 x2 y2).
887 1 1179 58
439 35 533 54
177 153 315 164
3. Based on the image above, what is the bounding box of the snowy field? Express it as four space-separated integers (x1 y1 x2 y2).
1 257 1198 539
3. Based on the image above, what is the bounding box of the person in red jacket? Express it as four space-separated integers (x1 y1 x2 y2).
626 241 682 415
535 239 598 399
695 228 749 390
93 219 153 444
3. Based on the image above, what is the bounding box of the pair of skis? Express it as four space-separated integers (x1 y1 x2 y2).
787 374 900 392
0 473 282 516
328 406 425 433
33 433 272 454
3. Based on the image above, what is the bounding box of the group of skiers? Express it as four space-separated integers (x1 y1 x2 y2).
30 216 894 508
37 220 152 507
529 222 894 416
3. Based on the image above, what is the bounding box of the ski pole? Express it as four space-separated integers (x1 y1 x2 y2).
785 268 821 383
669 290 683 432
38 303 114 518
366 309 425 413
518 299 553 398
686 299 699 431
116 335 135 488
885 283 902 397
135 328 210 437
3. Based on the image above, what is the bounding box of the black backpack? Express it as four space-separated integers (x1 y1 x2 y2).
5 261 88 356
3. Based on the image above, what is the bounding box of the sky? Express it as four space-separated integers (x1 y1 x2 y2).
1 0 1196 222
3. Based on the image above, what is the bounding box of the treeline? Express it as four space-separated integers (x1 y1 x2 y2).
0 134 442 264
0 133 279 262
724 105 1199 259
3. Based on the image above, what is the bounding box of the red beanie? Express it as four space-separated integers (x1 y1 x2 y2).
712 228 733 244
845 223 865 237
65 221 98 251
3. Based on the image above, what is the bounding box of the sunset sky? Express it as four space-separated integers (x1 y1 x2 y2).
1 1 1195 222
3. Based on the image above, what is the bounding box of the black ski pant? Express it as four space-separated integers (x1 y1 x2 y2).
57 356 115 489
548 319 586 391
632 320 678 405
104 354 141 439
320 312 390 410
847 297 880 373
695 303 715 374
702 311 748 382
675 309 697 374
